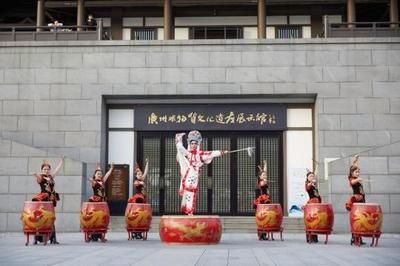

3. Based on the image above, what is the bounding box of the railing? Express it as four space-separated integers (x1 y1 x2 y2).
0 21 103 41
326 21 400 38
131 28 157 40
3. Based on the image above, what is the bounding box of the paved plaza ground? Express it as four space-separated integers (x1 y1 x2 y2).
0 232 399 266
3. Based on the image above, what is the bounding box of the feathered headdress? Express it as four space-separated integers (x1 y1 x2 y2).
135 162 142 174
257 160 267 176
348 155 360 176
187 130 202 145
95 163 102 171
351 155 360 168
41 159 51 169
306 159 319 177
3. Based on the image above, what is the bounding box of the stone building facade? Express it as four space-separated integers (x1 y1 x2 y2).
0 38 399 232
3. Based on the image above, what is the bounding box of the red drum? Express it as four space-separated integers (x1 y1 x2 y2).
303 203 334 244
159 215 222 244
255 204 283 241
80 202 110 242
125 203 152 240
350 203 383 247
20 201 56 245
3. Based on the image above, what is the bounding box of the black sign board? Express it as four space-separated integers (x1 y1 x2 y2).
135 104 287 131
106 164 129 215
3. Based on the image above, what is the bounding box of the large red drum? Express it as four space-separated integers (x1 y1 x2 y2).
21 201 56 246
21 201 55 233
80 202 110 242
303 203 334 233
350 203 383 234
159 215 222 244
350 203 383 247
255 204 283 241
256 204 283 231
125 203 152 240
80 202 110 230
303 203 334 244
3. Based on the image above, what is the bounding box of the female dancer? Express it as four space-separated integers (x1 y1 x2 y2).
252 160 271 240
32 157 64 244
128 158 149 239
89 163 114 203
305 169 321 243
87 163 114 241
345 155 366 245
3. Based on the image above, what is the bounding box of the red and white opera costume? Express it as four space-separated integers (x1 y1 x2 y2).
175 130 225 215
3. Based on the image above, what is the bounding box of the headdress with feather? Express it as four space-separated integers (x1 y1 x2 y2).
41 159 51 169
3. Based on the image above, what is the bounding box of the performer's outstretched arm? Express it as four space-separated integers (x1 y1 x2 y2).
201 150 226 164
103 163 114 183
142 158 149 180
52 156 64 178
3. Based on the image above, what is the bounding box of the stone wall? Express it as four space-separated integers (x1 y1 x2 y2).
0 138 84 232
0 38 399 232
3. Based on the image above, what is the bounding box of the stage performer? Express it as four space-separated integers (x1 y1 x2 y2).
345 155 366 245
87 162 114 241
175 130 227 215
89 163 114 203
253 160 271 240
32 157 64 244
304 169 321 243
128 158 149 239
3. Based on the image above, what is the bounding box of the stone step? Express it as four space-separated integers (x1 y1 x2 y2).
110 216 305 233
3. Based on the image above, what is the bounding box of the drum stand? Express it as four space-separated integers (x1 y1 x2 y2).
24 230 52 246
352 232 381 247
305 230 331 244
82 229 108 243
127 227 149 240
257 227 283 241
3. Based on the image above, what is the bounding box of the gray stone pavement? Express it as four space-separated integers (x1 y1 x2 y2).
0 232 399 266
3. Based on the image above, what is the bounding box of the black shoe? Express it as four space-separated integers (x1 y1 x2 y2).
262 233 268 241
91 234 99 242
50 239 60 244
350 237 355 245
312 235 318 243
134 233 143 240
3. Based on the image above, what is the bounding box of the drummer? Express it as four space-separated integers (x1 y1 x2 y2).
88 162 114 241
345 155 366 245
304 169 321 243
127 158 149 239
32 157 64 244
252 160 271 240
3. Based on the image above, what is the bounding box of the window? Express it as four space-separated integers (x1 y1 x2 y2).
275 26 302 39
190 26 243 39
132 28 157 40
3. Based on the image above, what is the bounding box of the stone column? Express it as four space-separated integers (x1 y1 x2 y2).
347 0 356 28
111 7 123 40
257 0 266 39
390 0 398 28
164 0 173 40
36 0 45 32
77 0 85 31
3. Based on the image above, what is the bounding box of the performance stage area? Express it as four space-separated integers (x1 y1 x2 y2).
0 232 399 265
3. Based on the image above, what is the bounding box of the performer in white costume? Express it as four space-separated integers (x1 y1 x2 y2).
175 130 226 215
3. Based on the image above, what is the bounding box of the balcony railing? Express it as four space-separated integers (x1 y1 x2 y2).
326 22 400 38
0 23 103 41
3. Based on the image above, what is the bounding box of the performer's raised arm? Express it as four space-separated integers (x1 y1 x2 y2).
175 133 189 156
103 163 114 183
52 156 64 178
142 158 149 180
